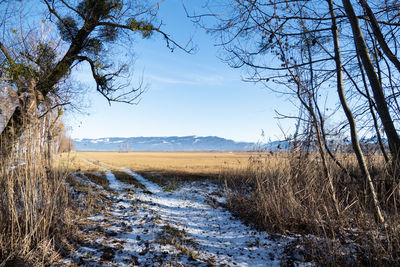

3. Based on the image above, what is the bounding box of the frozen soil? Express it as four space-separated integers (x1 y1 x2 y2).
58 160 309 266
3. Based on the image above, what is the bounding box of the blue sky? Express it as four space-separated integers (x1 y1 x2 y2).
67 0 296 143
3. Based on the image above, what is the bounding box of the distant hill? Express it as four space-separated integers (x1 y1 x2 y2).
73 135 390 152
73 136 262 151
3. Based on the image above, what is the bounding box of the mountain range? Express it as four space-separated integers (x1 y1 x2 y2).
73 136 285 151
73 135 389 152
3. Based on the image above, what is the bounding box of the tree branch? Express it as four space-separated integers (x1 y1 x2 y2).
98 21 194 53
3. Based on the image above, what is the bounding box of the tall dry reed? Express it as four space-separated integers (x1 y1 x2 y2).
0 119 75 266
220 151 400 265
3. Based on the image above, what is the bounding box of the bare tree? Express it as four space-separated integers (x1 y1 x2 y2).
187 0 400 223
0 0 192 157
329 0 384 223
342 0 400 169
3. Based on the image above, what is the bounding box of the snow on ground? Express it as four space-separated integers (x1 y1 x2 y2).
60 160 306 266
7 162 26 171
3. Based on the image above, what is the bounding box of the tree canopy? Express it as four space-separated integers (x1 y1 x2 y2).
0 0 192 155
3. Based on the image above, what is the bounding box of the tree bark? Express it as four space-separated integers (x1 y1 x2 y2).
360 0 400 73
356 53 390 163
0 106 24 157
342 0 400 167
331 0 385 224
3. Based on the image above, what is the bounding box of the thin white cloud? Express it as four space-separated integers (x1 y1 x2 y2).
146 72 226 87
146 75 197 85
191 73 225 84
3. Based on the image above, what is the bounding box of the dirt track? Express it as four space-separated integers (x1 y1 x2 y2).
60 160 294 266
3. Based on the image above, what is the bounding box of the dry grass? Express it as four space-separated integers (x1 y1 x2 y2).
75 151 253 180
83 172 110 191
112 170 146 190
0 139 77 266
221 152 400 265
158 224 199 261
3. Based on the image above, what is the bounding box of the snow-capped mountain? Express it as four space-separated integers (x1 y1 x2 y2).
72 135 388 152
73 136 258 151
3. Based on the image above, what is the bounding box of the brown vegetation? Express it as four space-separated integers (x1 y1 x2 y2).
0 122 101 266
221 152 400 265
0 142 76 265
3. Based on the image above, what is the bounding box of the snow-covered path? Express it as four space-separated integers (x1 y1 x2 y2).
62 160 297 266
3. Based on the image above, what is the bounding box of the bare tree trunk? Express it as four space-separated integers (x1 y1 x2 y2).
0 106 24 157
356 54 390 163
360 0 400 73
331 0 385 224
0 79 38 157
342 0 400 168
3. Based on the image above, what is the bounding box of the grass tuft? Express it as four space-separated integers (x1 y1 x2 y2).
83 171 111 191
112 170 146 189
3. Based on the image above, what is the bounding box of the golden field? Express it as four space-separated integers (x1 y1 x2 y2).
64 151 368 180
71 151 271 180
